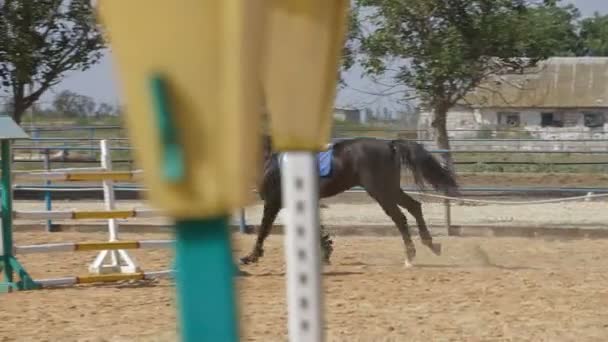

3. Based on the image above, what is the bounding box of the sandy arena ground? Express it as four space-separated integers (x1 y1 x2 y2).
2 230 608 341
3 182 608 342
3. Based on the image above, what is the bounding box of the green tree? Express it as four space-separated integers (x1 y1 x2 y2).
52 89 96 117
577 12 608 56
345 0 579 169
0 0 105 124
94 102 118 118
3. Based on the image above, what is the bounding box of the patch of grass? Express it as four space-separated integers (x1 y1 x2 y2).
455 152 608 173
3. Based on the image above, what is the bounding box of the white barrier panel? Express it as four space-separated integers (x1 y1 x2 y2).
16 243 75 254
14 210 73 220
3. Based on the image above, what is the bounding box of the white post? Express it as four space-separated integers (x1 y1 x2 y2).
89 139 138 274
101 139 119 242
281 152 323 342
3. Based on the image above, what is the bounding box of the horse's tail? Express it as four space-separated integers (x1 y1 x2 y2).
390 140 460 197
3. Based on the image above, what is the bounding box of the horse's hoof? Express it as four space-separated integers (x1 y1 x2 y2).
240 256 255 265
431 243 442 256
404 246 416 268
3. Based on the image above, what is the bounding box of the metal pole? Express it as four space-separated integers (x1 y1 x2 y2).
239 208 247 234
43 149 53 232
89 127 95 158
281 151 323 342
444 199 452 235
0 140 37 291
174 217 239 342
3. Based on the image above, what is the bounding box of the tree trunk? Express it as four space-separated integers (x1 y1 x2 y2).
12 98 26 125
12 83 26 125
431 104 454 174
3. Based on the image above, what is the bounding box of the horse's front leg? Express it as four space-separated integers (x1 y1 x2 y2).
240 201 280 264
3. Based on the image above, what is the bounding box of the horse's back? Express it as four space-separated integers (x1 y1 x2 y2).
337 137 394 161
331 137 401 182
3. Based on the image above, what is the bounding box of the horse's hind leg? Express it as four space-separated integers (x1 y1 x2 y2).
397 191 441 256
240 201 280 264
320 224 333 264
370 194 417 267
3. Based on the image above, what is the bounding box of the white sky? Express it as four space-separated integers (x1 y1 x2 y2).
35 0 608 112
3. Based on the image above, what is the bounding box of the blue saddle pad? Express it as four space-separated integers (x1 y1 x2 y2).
277 148 333 178
316 149 333 177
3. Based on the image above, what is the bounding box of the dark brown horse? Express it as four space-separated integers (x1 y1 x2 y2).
240 136 459 267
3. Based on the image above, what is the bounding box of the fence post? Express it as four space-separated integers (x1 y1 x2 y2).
43 148 56 232
89 127 95 158
444 199 452 235
238 208 246 234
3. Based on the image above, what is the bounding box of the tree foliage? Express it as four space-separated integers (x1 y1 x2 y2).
52 89 95 117
577 12 608 56
0 0 105 123
345 0 580 168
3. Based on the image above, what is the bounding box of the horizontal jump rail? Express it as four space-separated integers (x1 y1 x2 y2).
15 137 130 142
15 240 174 254
12 208 164 220
35 270 173 287
15 166 105 173
12 186 146 193
23 125 123 131
12 146 132 151
13 170 143 182
12 184 608 194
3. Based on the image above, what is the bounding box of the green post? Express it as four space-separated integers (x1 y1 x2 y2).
1 140 13 290
174 217 239 342
1 140 37 292
148 75 240 341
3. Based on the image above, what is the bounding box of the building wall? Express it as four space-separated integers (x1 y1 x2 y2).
418 107 608 139
333 108 362 123
417 106 479 139
333 112 346 121
479 108 608 140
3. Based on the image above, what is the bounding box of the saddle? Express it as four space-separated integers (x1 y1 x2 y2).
277 144 333 178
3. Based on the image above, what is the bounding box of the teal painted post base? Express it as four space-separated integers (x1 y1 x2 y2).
0 257 39 293
1 140 38 293
174 217 239 342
